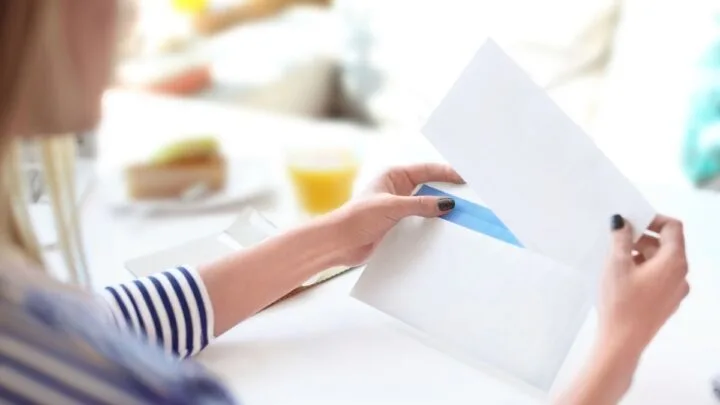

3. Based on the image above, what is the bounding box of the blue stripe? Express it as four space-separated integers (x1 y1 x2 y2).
120 284 147 337
0 351 106 404
163 271 194 357
148 276 179 356
104 286 133 331
0 327 156 401
416 185 522 247
177 267 209 350
0 383 34 405
132 280 164 348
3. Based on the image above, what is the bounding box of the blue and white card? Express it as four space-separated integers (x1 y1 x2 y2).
351 39 656 394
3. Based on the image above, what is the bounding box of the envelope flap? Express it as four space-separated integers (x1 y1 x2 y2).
421 38 655 277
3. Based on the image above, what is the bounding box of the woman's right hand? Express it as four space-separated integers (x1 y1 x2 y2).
554 214 689 405
599 214 690 356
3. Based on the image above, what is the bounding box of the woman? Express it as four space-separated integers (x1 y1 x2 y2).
0 1 689 404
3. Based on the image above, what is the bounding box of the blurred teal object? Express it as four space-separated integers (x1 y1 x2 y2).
683 18 720 185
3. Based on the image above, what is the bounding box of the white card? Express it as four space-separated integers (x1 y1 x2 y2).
352 38 656 393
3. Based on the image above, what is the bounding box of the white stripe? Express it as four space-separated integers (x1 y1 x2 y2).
98 288 126 329
124 281 157 342
116 286 142 337
184 266 215 342
138 277 172 355
0 335 145 405
95 294 122 326
155 273 186 358
171 268 203 356
0 366 78 405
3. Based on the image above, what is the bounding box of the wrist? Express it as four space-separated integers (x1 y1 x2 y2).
555 333 642 405
199 217 344 334
597 323 649 362
591 332 643 386
284 216 346 271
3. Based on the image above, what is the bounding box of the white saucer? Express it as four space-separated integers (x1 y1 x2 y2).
98 158 276 214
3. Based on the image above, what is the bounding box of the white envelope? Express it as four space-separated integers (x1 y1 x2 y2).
352 39 656 393
125 208 279 278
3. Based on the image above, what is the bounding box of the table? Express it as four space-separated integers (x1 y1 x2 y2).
84 91 720 404
195 185 720 405
86 90 434 284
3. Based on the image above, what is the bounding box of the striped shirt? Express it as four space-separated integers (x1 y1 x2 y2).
0 265 237 404
99 266 214 359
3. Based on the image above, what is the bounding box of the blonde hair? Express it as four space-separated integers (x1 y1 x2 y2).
0 2 89 286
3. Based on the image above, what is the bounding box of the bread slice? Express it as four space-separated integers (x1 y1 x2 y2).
125 155 227 200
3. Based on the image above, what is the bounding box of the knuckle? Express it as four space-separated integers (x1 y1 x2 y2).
385 166 405 180
375 194 396 210
672 254 689 275
680 281 690 299
668 219 686 239
416 196 433 212
354 194 389 216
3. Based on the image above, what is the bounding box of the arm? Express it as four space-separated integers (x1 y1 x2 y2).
100 266 215 358
554 215 689 405
554 337 641 405
100 217 343 357
197 217 343 336
197 163 463 336
1 271 235 404
104 163 463 357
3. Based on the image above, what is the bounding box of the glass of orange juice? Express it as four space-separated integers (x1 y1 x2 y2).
285 139 361 216
172 0 208 14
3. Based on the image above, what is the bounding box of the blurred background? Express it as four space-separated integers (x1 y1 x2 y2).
22 0 720 281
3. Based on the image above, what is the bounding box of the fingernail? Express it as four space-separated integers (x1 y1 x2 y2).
438 198 455 212
611 214 624 230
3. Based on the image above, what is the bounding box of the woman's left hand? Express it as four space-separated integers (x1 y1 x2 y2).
324 163 464 266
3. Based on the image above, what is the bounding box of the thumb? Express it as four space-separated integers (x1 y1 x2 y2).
610 214 633 256
392 195 456 219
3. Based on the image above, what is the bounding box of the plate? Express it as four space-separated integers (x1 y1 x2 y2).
98 158 276 214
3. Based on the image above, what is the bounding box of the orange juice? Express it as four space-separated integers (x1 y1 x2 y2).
172 0 208 14
287 149 359 214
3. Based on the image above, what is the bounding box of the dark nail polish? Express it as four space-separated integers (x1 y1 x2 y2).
438 198 455 212
611 214 624 230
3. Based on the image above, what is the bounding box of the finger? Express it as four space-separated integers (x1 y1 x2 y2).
635 234 660 260
658 218 686 254
632 251 646 265
647 214 677 234
403 163 465 187
392 195 456 219
610 214 634 257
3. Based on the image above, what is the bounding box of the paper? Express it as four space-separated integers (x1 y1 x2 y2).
125 209 276 278
352 39 656 392
421 39 655 278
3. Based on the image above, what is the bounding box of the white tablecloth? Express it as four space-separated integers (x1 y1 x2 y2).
84 91 720 404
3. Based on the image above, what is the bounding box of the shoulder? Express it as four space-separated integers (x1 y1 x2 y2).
0 269 237 405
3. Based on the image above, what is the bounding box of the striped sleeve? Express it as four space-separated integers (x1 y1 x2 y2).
99 266 215 358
